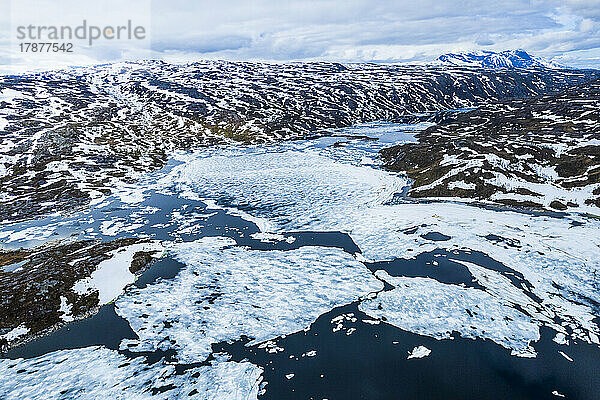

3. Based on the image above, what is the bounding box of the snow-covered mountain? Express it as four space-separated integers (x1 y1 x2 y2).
0 61 597 222
381 77 600 211
437 50 564 69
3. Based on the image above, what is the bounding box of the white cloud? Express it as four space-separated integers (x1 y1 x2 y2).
1 0 599 73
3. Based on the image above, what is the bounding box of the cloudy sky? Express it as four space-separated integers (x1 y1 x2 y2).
1 0 599 73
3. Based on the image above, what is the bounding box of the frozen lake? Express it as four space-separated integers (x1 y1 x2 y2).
1 121 599 399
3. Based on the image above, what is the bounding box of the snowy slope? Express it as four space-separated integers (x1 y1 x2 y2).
0 61 597 222
437 50 565 69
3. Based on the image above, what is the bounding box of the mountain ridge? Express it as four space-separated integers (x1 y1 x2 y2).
1 61 598 222
437 50 565 69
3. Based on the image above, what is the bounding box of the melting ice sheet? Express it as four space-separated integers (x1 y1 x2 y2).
0 347 263 400
0 238 381 399
2 122 599 398
116 237 383 363
163 124 600 352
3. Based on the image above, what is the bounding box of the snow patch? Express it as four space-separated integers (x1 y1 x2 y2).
1 325 29 343
73 241 163 304
59 296 74 323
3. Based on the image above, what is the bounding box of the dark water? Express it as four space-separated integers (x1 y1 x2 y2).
367 248 541 303
220 304 600 400
6 220 600 399
5 304 137 359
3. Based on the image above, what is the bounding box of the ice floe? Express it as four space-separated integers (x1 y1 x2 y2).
115 237 383 362
558 351 574 362
250 232 296 243
407 345 431 359
360 271 540 356
0 347 263 400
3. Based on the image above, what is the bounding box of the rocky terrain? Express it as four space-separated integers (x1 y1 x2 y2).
381 78 600 212
0 238 161 351
1 61 598 223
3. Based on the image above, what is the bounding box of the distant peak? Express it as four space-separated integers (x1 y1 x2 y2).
436 50 565 69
